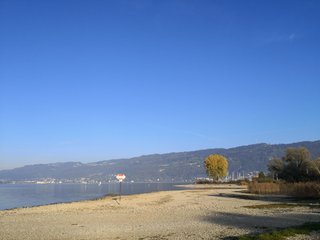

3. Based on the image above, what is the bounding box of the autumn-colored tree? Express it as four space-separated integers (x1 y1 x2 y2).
204 154 228 181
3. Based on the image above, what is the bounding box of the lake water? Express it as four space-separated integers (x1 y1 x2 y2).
0 183 185 210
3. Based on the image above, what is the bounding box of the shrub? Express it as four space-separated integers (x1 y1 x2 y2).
195 178 213 184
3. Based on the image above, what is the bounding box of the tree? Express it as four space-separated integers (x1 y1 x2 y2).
268 158 284 180
268 147 320 182
282 147 312 182
204 154 228 181
258 171 266 179
308 157 320 180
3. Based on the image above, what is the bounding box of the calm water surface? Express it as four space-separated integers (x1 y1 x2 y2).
0 183 185 210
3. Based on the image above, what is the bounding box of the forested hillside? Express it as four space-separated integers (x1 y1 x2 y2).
1 140 319 182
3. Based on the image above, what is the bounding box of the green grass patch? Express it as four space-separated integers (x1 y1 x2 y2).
244 204 296 209
244 203 320 209
238 222 320 240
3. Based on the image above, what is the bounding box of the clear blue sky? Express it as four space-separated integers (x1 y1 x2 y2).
1 0 320 170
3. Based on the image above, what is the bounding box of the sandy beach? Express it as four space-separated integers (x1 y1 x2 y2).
0 184 319 240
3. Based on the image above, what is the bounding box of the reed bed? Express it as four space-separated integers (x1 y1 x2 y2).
248 181 320 198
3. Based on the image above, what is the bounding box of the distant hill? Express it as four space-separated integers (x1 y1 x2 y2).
1 140 319 182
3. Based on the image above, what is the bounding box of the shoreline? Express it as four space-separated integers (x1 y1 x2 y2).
0 183 243 211
0 182 187 211
0 188 184 212
1 184 319 240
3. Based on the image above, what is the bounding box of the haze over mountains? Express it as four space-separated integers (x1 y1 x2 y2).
1 140 319 183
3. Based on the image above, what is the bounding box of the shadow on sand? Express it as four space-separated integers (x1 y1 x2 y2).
201 187 320 239
210 192 298 202
201 211 320 239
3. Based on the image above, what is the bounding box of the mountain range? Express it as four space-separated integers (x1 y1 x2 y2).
1 140 319 182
